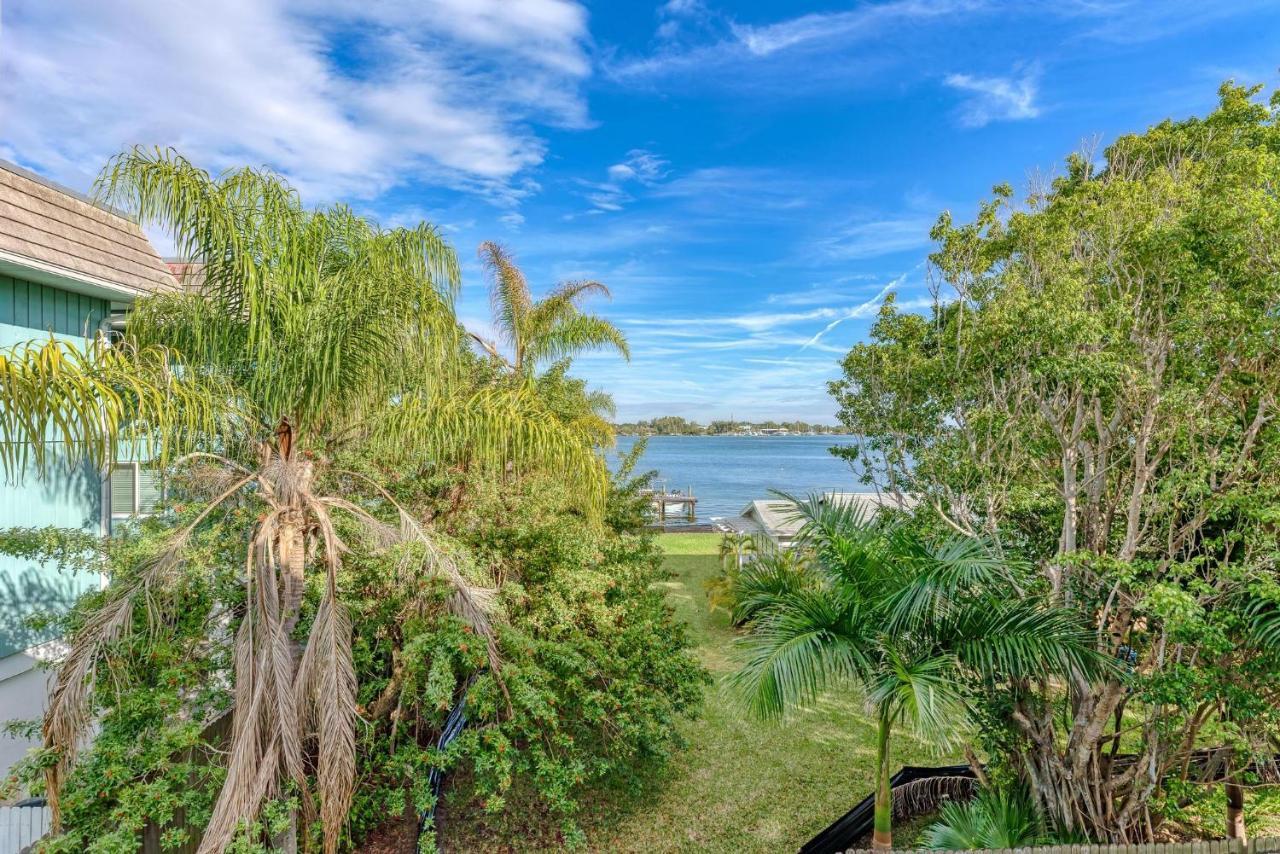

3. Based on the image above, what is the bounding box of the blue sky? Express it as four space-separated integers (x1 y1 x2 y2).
2 1 1278 422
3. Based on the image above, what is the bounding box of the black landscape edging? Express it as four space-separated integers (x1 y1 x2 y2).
798 764 977 854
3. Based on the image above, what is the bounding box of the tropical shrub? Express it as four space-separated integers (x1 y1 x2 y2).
729 495 1104 850
420 471 706 846
1 462 704 852
922 786 1050 851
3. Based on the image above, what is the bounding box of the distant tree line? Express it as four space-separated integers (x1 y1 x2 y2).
613 416 844 435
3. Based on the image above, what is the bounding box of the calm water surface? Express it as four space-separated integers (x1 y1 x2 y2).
609 434 870 522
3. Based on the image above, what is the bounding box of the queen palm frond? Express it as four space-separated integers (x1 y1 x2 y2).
0 336 236 477
478 241 532 365
527 314 630 368
365 385 609 514
585 389 616 419
100 147 458 441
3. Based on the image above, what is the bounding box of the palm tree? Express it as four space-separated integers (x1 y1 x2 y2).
730 494 1107 851
474 241 629 377
0 148 608 853
922 786 1052 850
717 531 757 573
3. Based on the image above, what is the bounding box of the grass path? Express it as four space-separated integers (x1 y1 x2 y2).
577 533 942 853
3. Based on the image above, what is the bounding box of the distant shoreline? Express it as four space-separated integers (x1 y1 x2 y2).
615 431 852 437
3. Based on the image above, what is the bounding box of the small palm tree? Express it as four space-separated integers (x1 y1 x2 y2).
724 540 813 626
717 531 757 573
475 241 629 377
707 531 759 617
923 786 1051 850
730 494 1107 851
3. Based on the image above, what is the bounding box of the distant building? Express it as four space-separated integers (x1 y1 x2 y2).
730 491 917 549
0 159 178 779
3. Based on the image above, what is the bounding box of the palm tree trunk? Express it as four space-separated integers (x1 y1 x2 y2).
872 711 893 852
1226 781 1246 841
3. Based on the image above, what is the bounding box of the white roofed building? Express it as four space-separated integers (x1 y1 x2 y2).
731 491 917 549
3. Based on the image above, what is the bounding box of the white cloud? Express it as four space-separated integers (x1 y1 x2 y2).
0 0 591 204
655 0 715 41
581 148 669 211
944 69 1041 127
608 149 668 183
625 303 880 335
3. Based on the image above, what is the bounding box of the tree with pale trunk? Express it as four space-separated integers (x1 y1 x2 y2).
830 83 1280 841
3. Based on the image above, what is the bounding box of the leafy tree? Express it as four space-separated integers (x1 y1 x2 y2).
829 83 1280 840
729 495 1103 850
0 149 607 852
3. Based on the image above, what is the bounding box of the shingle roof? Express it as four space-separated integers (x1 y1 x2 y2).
0 160 177 297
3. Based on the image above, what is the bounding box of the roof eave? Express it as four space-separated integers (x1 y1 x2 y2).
0 250 151 303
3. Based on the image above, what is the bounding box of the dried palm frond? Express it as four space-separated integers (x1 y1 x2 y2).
43 472 255 824
893 775 978 819
294 515 355 854
200 517 304 854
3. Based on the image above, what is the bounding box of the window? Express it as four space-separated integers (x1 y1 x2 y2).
109 462 163 526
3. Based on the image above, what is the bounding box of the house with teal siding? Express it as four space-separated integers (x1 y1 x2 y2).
0 160 177 778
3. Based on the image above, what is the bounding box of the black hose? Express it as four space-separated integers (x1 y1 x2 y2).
415 676 475 852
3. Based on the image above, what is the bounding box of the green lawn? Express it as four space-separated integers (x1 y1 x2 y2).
575 533 944 853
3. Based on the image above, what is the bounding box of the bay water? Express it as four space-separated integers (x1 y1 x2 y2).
609 434 870 523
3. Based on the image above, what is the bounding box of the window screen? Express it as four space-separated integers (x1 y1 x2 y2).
110 464 136 515
138 468 163 514
110 463 163 517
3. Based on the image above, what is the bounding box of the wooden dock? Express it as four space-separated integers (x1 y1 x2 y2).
641 486 697 523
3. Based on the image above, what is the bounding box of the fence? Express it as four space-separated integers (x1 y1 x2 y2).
0 803 51 854
842 838 1280 854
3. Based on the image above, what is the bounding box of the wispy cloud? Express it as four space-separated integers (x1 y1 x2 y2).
576 149 670 212
607 149 669 183
655 0 716 41
731 0 980 57
944 68 1042 127
0 0 591 205
608 0 985 82
797 279 904 351
814 217 937 261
